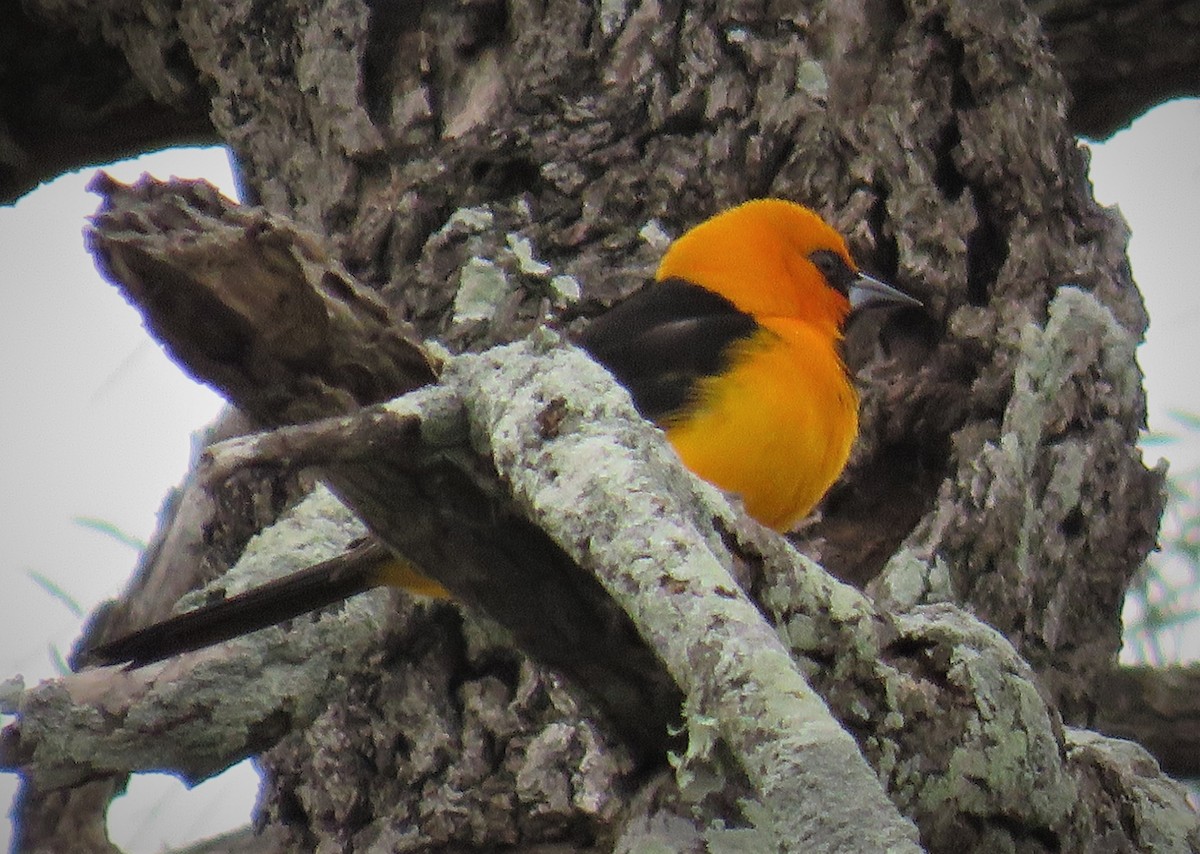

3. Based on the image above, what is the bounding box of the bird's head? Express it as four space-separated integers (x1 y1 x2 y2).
655 199 918 334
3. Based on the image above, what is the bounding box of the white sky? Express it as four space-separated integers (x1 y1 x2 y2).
1089 101 1200 468
1 99 1198 850
0 149 255 851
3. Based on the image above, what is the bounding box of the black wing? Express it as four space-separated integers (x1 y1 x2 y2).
578 277 758 423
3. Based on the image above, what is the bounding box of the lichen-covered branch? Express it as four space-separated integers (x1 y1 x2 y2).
873 286 1167 721
6 0 1185 847
453 340 921 851
6 334 1198 850
4 488 385 789
4 351 921 849
82 175 683 760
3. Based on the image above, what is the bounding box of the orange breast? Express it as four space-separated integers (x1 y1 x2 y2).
663 319 857 531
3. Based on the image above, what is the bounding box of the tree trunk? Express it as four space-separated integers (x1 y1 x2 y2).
2 0 1195 852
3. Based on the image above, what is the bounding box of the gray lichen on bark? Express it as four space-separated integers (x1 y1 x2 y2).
10 332 1195 851
3 0 1193 849
874 285 1166 719
450 336 922 851
5 487 385 790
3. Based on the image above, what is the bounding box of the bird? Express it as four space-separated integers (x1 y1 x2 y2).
80 198 919 669
579 198 918 529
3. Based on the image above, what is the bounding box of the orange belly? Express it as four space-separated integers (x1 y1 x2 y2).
664 320 857 531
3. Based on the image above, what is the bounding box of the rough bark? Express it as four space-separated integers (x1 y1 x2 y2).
5 0 1199 207
76 175 683 763
2 0 1190 851
8 778 122 854
1035 0 1200 138
6 174 1194 853
0 0 217 203
1094 663 1200 778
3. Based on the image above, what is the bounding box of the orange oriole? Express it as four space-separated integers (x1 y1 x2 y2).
82 198 918 668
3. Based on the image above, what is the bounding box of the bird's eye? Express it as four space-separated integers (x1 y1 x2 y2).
808 249 857 296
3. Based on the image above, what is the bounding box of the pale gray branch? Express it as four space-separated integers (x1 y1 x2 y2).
4 487 382 789
8 335 1197 850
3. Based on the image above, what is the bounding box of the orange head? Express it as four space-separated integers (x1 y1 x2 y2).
655 198 913 335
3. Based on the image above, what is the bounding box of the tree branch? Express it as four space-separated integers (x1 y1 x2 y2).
6 0 1190 846
1036 0 1200 139
7 0 1194 208
5 175 1196 851
82 173 683 763
0 2 216 204
1094 662 1200 778
83 173 438 422
3 487 389 789
4 378 920 849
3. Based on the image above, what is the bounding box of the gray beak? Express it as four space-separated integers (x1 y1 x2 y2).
848 273 922 310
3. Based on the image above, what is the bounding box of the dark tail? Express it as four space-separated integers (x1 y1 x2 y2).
80 538 398 668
